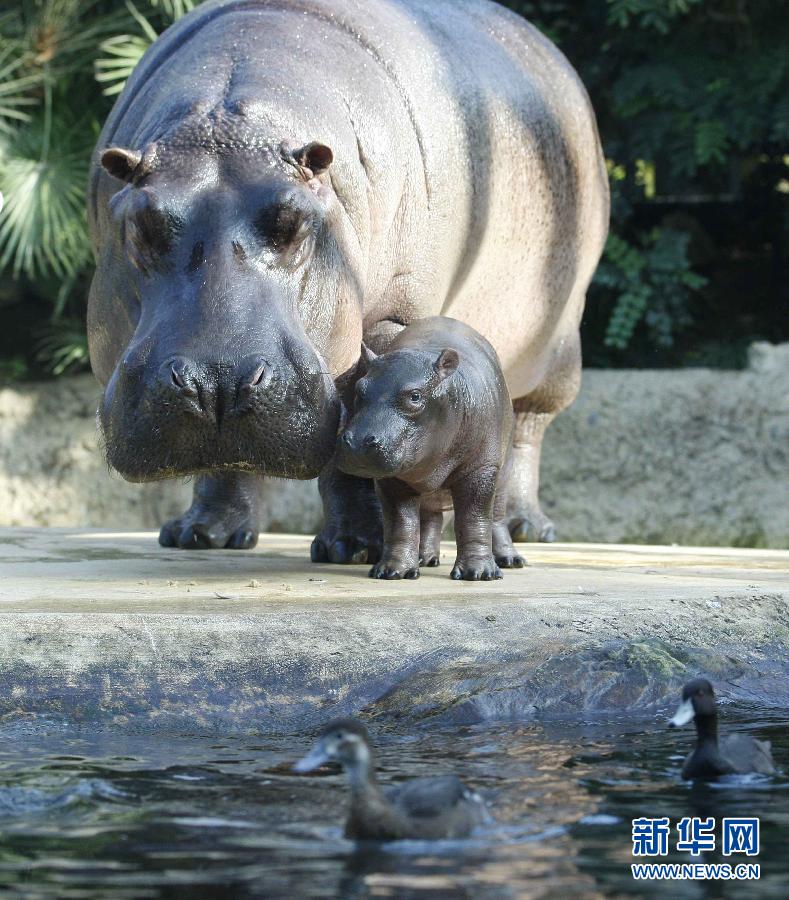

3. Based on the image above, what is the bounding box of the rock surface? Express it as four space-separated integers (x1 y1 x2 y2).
0 343 787 546
1 529 787 730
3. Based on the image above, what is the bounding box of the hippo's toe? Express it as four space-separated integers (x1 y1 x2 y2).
369 559 420 579
508 512 556 543
496 552 526 568
311 534 381 565
159 519 259 550
450 556 503 581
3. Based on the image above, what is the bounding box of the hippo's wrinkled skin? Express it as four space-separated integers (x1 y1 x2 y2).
87 0 608 556
338 317 525 580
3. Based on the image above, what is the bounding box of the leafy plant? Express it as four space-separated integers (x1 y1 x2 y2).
0 0 786 377
0 0 190 376
596 229 705 351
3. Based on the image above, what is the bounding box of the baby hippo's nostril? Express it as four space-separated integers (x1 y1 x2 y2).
248 364 267 388
342 430 354 447
363 434 379 448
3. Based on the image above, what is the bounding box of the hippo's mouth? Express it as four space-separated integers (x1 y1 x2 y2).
99 366 342 482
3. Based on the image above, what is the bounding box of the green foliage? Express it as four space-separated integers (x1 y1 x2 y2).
0 0 190 378
0 0 786 378
511 0 788 365
597 229 705 350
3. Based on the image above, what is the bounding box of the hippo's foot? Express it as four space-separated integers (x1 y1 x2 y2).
369 558 420 579
507 508 556 543
492 524 526 568
158 473 260 550
312 465 383 564
450 554 503 581
419 552 441 567
312 528 383 565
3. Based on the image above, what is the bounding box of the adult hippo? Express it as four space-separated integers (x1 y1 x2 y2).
88 0 608 558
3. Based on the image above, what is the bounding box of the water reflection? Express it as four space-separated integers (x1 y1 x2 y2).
0 712 785 897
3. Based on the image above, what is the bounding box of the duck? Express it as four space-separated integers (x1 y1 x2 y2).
293 717 488 840
668 678 776 780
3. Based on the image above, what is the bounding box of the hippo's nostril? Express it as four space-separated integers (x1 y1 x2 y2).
250 364 266 386
238 359 270 396
342 431 354 447
169 360 198 397
363 434 379 448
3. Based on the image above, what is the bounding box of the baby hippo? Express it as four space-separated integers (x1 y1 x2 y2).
337 316 525 580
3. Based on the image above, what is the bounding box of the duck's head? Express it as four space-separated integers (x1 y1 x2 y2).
668 678 717 728
293 718 374 774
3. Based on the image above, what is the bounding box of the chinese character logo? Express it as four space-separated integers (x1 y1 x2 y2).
676 817 716 855
632 817 670 856
722 818 760 856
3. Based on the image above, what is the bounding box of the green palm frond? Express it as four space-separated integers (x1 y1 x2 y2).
94 2 159 96
36 318 89 375
17 1 128 78
0 106 91 279
0 45 42 133
95 32 152 95
148 0 195 19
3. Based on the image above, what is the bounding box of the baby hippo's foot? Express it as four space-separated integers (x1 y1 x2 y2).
492 525 526 569
418 533 441 567
369 555 420 579
450 554 502 581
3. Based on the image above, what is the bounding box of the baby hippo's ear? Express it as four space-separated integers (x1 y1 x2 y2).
358 342 378 375
433 348 459 380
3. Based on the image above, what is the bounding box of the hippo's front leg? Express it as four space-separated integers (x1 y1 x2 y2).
450 467 503 581
311 461 383 564
159 472 262 550
369 479 421 580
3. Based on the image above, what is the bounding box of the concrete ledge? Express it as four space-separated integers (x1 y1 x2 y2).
1 529 788 731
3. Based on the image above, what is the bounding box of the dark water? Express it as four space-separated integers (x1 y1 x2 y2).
0 710 786 899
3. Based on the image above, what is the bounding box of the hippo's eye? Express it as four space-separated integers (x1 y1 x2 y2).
256 199 311 252
409 390 422 403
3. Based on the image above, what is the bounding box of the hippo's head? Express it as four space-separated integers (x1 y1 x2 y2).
89 133 361 482
337 344 460 480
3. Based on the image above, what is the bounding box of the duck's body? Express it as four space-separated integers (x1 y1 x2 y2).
669 679 776 780
294 718 487 841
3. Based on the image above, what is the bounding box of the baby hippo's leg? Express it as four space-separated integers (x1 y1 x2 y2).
450 468 502 581
419 495 444 567
492 443 526 569
370 479 422 579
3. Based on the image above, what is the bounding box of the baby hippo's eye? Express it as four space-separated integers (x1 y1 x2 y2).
400 388 425 414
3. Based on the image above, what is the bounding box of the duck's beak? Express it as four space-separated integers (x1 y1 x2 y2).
668 697 695 728
293 745 330 773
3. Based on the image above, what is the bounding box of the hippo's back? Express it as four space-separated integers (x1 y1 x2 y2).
92 0 608 399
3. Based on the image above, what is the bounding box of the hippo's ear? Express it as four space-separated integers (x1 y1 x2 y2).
101 147 143 183
294 141 334 177
358 342 378 374
433 348 459 381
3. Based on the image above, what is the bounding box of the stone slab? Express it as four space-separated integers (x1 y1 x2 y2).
1 529 788 731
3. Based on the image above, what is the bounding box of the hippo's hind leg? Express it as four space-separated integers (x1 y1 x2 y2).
450 466 502 581
159 472 262 550
492 442 526 568
507 331 582 543
311 461 383 564
419 494 445 567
